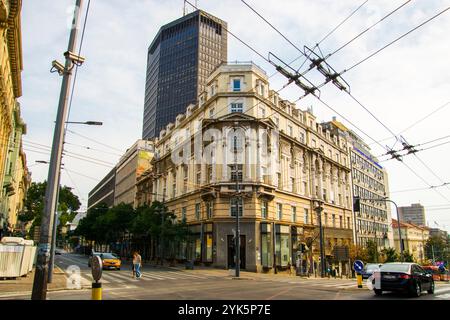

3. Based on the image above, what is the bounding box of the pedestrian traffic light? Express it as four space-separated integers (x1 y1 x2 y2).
353 196 360 212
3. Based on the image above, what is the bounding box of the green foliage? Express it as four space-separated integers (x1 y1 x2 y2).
425 235 450 262
402 250 414 262
381 247 399 262
19 181 81 237
366 240 380 263
75 201 191 255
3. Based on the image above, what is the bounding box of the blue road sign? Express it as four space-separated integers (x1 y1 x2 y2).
353 260 364 273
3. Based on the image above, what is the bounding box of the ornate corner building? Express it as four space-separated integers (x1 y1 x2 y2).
0 0 29 238
148 62 354 274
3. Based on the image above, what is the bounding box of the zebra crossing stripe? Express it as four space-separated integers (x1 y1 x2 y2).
108 272 137 282
145 272 176 280
141 273 165 280
436 293 450 299
167 271 207 279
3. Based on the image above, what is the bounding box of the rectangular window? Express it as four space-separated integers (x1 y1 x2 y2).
303 182 308 195
339 216 343 228
233 79 241 92
292 206 297 222
259 106 266 118
206 201 213 219
230 164 243 182
290 177 295 192
324 213 328 227
205 233 213 262
288 125 293 136
230 102 243 113
181 207 187 221
277 203 282 220
304 208 309 224
209 108 215 118
261 200 268 219
299 132 305 143
230 198 243 216
259 83 265 96
332 214 336 228
195 203 201 220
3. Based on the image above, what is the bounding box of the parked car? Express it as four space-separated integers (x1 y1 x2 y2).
361 263 382 279
372 262 434 297
88 252 121 270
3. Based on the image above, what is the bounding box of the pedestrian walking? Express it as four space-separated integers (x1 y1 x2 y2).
133 251 142 279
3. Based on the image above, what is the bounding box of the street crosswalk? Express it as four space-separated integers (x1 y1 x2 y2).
69 269 222 287
258 276 365 289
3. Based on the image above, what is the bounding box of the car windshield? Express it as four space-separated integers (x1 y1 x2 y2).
380 264 410 273
99 253 118 259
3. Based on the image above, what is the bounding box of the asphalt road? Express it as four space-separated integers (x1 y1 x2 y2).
4 253 450 300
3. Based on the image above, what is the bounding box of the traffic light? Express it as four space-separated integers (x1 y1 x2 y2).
353 196 361 212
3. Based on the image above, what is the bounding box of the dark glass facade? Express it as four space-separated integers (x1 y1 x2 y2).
143 10 228 139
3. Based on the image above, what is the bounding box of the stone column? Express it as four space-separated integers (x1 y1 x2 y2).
317 157 324 200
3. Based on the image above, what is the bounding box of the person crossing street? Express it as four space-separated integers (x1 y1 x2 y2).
132 251 142 279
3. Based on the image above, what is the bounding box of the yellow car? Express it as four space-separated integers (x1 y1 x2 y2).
88 252 121 270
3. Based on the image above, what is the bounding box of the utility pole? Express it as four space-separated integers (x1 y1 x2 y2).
31 0 84 300
315 201 325 278
233 133 240 278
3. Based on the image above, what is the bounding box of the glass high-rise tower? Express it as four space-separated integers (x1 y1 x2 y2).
143 10 228 139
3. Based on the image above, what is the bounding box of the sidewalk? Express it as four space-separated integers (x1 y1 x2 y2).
163 262 356 281
0 266 72 297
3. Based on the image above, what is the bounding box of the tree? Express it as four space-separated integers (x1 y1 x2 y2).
349 243 369 263
380 247 399 263
402 250 414 262
425 235 449 263
366 240 380 263
19 181 81 238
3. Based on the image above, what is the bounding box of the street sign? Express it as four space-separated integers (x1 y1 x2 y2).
353 260 364 273
91 255 102 282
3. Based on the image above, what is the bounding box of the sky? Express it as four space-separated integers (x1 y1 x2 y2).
20 0 450 232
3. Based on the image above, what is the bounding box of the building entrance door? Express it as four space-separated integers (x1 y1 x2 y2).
227 235 246 269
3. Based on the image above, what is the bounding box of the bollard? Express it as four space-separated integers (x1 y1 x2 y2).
356 273 363 288
92 281 102 300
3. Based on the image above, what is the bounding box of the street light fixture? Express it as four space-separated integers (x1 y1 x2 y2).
65 121 103 126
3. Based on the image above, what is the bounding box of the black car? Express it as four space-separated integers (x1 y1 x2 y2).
361 263 382 279
372 262 435 297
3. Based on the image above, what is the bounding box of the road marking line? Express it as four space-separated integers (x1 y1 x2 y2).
434 287 450 294
435 293 450 299
167 271 207 279
145 272 176 280
108 272 136 282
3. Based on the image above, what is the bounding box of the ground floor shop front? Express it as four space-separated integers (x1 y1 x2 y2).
182 220 352 275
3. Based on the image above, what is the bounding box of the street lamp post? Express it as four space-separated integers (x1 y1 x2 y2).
314 200 325 278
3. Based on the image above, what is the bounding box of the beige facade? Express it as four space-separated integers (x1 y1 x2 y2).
1 0 26 237
393 219 430 263
148 62 354 273
114 140 154 207
323 120 394 250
